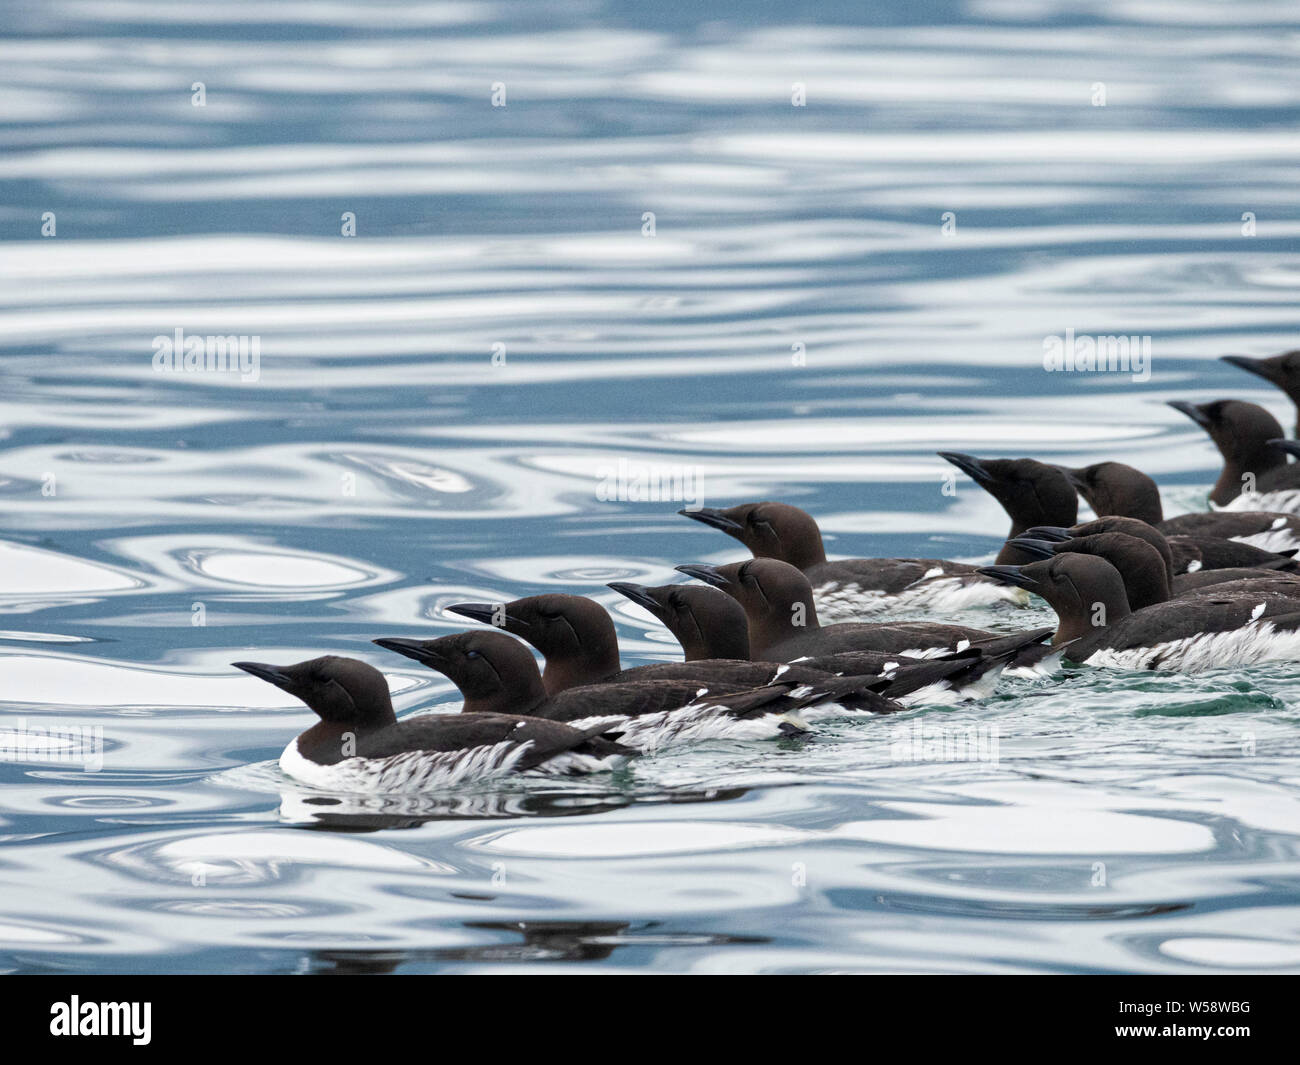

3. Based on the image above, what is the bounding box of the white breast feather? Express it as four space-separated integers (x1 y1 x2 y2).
1223 489 1300 515
280 738 535 793
530 751 630 775
811 576 1029 621
1086 619 1300 671
1233 526 1300 553
795 702 864 724
568 702 798 751
899 664 1008 706
1007 647 1068 678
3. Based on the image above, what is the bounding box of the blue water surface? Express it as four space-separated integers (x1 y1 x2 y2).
2 0 1300 973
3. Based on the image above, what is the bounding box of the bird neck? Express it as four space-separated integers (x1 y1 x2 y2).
1213 446 1285 505
1053 586 1132 644
541 650 619 694
782 532 828 570
1107 553 1170 610
748 598 820 657
296 720 368 765
461 671 548 715
689 624 750 661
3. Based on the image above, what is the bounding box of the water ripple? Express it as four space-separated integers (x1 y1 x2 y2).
2 0 1300 974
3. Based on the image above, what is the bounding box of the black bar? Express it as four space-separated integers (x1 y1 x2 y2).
0 976 1292 1052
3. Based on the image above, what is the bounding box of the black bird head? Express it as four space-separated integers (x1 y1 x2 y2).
1222 350 1300 401
233 656 396 728
1037 516 1174 583
675 558 817 657
1168 399 1288 505
608 580 750 661
373 630 545 713
1054 460 1164 525
1168 399 1284 458
1222 350 1300 434
444 600 530 635
448 593 618 694
1008 530 1171 609
980 553 1131 644
939 452 1078 536
678 501 828 570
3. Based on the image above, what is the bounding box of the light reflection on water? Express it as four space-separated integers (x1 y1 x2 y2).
2 0 1300 973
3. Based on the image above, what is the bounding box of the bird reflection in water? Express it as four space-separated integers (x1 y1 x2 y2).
308 921 768 972
282 784 750 831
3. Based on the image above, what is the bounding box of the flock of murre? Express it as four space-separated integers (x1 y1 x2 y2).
234 351 1300 791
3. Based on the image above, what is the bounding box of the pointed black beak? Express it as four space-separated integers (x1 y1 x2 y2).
607 582 661 612
678 507 743 533
1004 537 1059 561
372 637 442 666
446 602 528 629
1268 438 1300 459
1022 525 1076 543
1167 400 1214 431
674 563 731 590
1221 354 1276 382
938 451 992 483
976 565 1040 590
232 661 295 688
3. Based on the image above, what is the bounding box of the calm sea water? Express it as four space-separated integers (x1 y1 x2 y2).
2 0 1300 974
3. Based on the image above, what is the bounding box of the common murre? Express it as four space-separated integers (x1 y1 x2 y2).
373 629 884 749
977 553 1300 671
233 655 636 790
677 501 1028 620
1159 508 1300 554
1057 461 1166 526
674 558 1060 676
1165 533 1300 575
1061 457 1300 549
965 451 1300 554
1167 399 1300 512
938 452 1079 563
445 592 902 715
1023 514 1299 579
1006 530 1300 609
1221 350 1300 435
608 579 1036 705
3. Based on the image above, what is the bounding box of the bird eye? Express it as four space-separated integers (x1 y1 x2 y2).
466 650 481 660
